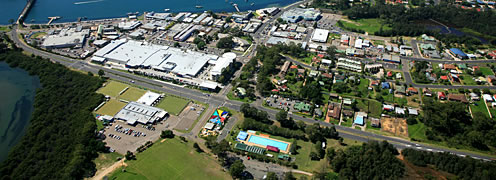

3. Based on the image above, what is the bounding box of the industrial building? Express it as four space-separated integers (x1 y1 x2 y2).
255 7 280 16
42 28 89 49
136 91 163 106
114 101 168 125
280 8 321 23
337 58 362 72
311 29 329 43
210 52 236 80
118 21 142 30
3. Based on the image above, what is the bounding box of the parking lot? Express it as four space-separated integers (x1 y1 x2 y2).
103 120 165 154
170 103 204 131
266 95 297 112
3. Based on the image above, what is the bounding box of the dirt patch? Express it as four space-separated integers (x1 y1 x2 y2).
174 103 203 131
399 154 455 180
381 117 409 137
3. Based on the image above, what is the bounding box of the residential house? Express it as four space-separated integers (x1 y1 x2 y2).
448 94 468 103
469 93 480 101
337 58 362 72
371 80 379 86
315 108 323 117
483 94 494 102
381 82 390 89
407 87 418 94
395 86 406 95
395 108 405 115
408 108 418 116
396 73 402 79
438 92 446 100
444 64 456 70
236 87 247 97
487 75 496 85
449 73 459 82
327 103 341 120
383 104 395 111
423 88 433 97
343 98 352 105
370 118 380 128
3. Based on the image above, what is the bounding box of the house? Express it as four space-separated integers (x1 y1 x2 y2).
327 103 341 120
315 108 323 117
395 86 406 95
396 73 402 79
407 87 418 94
448 94 468 103
444 64 456 70
487 75 496 85
322 73 333 79
236 87 247 97
343 98 353 105
449 73 459 82
469 93 480 101
329 93 339 99
371 80 379 86
423 88 433 96
383 104 395 111
354 115 365 126
395 108 405 115
449 48 468 59
438 92 446 100
483 94 494 102
440 76 449 81
408 108 418 116
370 118 380 128
342 109 354 117
294 102 311 112
381 82 390 89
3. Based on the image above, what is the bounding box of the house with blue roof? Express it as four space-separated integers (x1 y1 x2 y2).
449 48 468 59
381 82 390 89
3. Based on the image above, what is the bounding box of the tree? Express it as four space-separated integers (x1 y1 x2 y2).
173 42 180 47
229 160 245 178
98 69 105 77
266 172 278 180
125 151 136 160
160 130 175 138
217 37 234 49
284 171 296 180
87 72 94 76
276 110 288 122
193 143 203 153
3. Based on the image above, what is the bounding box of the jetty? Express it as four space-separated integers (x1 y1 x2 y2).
47 16 61 25
233 4 240 12
17 0 36 25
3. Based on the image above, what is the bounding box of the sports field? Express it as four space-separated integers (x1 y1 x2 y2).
95 99 126 116
119 88 147 102
97 81 129 97
109 138 230 180
338 18 391 34
156 95 190 115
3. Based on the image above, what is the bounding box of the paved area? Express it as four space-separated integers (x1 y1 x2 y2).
174 103 204 131
102 121 163 154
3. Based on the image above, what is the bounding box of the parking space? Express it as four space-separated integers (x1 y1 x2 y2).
266 95 297 112
173 103 204 131
103 121 166 154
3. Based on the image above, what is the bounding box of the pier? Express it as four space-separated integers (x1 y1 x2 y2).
233 4 240 12
47 16 61 25
17 0 36 25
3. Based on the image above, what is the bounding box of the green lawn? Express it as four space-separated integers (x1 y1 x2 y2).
337 18 391 34
470 99 490 117
479 67 494 76
0 26 11 32
119 88 147 101
95 99 127 116
461 75 477 85
94 152 122 172
408 120 428 141
394 97 408 106
226 90 253 103
368 100 383 118
31 32 47 38
97 81 129 97
109 138 230 180
155 95 190 115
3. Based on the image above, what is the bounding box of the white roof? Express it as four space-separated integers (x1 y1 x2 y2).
211 53 236 76
114 102 166 124
355 39 363 49
408 108 418 115
204 122 215 130
383 104 395 110
311 29 329 43
91 56 106 62
200 81 218 90
94 39 126 57
483 94 493 102
137 91 161 106
395 108 405 114
321 59 332 64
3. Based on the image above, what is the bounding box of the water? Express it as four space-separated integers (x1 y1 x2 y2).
0 0 27 24
426 25 489 44
20 0 298 24
248 135 289 151
0 62 40 162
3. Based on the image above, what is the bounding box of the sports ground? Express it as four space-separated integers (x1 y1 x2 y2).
156 95 190 115
109 138 230 180
95 99 126 116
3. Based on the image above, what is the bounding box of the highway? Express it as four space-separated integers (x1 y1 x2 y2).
9 26 495 161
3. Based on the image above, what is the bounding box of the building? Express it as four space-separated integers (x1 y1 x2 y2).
294 102 311 112
354 38 363 49
114 102 168 125
118 21 142 30
136 91 163 106
256 7 280 16
280 8 321 23
370 118 380 128
448 94 468 103
210 52 236 81
382 54 401 63
450 48 468 59
337 58 362 72
327 103 341 120
311 29 329 43
42 28 89 49
438 92 446 100
242 22 261 33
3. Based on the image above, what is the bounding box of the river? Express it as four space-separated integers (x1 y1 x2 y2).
0 62 40 162
0 0 298 24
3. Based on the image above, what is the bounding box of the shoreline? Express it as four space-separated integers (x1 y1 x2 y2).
16 0 303 26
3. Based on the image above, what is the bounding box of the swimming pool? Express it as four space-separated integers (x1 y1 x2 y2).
247 135 289 151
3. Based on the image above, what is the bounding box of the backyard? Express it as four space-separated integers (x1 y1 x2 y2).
109 138 230 180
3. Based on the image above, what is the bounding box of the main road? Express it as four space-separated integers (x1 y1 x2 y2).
8 26 495 161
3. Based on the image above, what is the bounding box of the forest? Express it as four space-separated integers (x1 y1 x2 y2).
402 148 496 179
422 98 496 150
0 43 105 178
341 1 496 45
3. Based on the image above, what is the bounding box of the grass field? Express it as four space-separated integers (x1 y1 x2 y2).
94 152 122 172
338 18 391 34
119 88 147 101
408 120 428 141
0 26 11 32
96 99 127 116
156 95 190 115
31 32 47 38
461 75 477 85
470 99 490 117
97 81 129 97
479 67 494 76
226 90 253 103
109 138 230 180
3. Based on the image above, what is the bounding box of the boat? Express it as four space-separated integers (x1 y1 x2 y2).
195 5 203 8
251 3 254 5
164 8 170 12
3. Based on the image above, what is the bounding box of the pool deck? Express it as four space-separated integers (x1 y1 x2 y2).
240 132 291 154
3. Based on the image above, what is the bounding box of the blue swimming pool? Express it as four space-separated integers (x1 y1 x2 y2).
247 135 289 151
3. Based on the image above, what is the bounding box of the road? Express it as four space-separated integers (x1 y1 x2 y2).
9 26 495 161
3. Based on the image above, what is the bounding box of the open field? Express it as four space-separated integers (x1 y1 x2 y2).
31 32 47 38
338 18 391 34
381 117 409 137
97 81 129 97
109 138 230 180
408 120 427 141
156 95 190 115
470 99 490 117
461 75 477 85
119 88 147 101
0 26 11 32
95 99 126 116
93 152 122 172
479 67 494 76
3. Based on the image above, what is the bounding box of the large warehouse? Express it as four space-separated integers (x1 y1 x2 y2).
311 29 329 43
114 101 168 125
42 28 89 49
93 40 221 78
